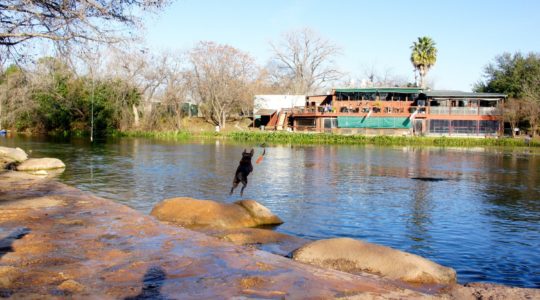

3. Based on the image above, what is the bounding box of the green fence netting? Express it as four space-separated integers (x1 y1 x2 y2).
337 116 411 129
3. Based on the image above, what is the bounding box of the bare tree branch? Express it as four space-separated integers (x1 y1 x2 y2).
188 41 257 128
269 28 342 94
0 0 170 60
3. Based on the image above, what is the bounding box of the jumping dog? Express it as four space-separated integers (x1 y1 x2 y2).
230 149 254 197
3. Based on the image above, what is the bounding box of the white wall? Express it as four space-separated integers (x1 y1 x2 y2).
253 95 306 113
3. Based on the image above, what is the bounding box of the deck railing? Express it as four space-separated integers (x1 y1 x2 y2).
293 105 501 116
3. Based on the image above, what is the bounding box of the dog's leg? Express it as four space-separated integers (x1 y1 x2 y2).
230 181 239 195
240 178 248 197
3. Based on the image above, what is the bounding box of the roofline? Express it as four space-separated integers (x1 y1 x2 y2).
334 87 423 93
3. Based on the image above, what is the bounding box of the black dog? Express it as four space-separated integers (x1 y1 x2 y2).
230 149 254 197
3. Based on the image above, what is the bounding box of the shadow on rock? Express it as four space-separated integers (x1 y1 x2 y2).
0 227 30 259
125 266 169 300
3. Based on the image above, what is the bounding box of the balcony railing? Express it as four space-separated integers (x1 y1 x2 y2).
293 105 501 116
479 107 500 115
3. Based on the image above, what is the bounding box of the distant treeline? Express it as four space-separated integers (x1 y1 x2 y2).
1 47 539 139
0 30 344 135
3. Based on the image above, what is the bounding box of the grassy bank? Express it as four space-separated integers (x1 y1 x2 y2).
119 130 539 148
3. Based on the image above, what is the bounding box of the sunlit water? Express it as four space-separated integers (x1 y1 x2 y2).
1 135 539 288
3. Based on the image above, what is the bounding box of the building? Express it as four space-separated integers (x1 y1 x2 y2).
290 88 506 137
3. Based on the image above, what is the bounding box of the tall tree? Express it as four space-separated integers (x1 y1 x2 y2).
410 36 437 88
0 65 32 130
522 77 540 137
188 41 257 129
474 52 529 98
0 0 170 59
503 98 524 137
269 28 342 94
475 52 540 136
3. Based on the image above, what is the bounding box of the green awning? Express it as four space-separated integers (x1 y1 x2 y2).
337 116 412 129
334 88 423 94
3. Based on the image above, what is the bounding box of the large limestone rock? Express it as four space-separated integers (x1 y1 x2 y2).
16 158 65 171
291 237 456 285
0 146 28 162
150 197 283 229
234 199 283 225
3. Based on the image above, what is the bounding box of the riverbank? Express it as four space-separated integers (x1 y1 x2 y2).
0 171 425 299
1 171 538 299
119 130 540 147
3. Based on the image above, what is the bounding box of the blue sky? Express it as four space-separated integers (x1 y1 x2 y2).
143 0 540 91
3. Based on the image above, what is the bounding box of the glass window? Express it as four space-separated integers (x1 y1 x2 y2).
429 120 450 133
479 120 499 134
324 118 337 128
297 118 316 127
451 120 477 134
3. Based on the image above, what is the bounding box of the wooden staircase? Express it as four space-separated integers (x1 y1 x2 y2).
276 111 288 130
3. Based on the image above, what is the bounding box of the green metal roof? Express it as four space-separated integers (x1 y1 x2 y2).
334 88 423 94
425 90 507 99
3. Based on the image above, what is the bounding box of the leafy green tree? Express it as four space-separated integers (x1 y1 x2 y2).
475 53 530 98
1 56 141 135
410 37 437 88
0 65 34 130
475 52 540 136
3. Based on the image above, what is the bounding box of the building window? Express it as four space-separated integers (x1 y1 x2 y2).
296 118 316 127
429 120 450 133
323 118 337 129
479 120 499 134
451 120 477 134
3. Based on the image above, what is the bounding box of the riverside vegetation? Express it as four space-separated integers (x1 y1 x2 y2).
119 129 540 148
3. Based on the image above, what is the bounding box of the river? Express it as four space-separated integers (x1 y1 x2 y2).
1 135 539 288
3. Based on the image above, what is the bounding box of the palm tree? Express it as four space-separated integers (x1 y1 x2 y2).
410 37 437 88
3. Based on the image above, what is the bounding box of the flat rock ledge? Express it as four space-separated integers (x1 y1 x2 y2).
150 197 283 229
1 171 538 299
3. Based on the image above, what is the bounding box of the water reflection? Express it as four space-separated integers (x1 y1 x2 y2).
1 135 539 288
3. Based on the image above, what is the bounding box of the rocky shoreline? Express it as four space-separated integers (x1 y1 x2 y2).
0 147 538 299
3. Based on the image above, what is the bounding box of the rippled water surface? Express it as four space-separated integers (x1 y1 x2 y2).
2 135 539 288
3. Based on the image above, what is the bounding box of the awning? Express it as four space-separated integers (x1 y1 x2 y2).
254 109 277 116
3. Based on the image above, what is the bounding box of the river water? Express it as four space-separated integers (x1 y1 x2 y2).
1 135 539 288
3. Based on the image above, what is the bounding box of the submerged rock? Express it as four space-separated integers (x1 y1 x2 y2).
292 237 456 285
0 147 28 164
16 158 65 171
206 227 309 257
150 197 283 229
